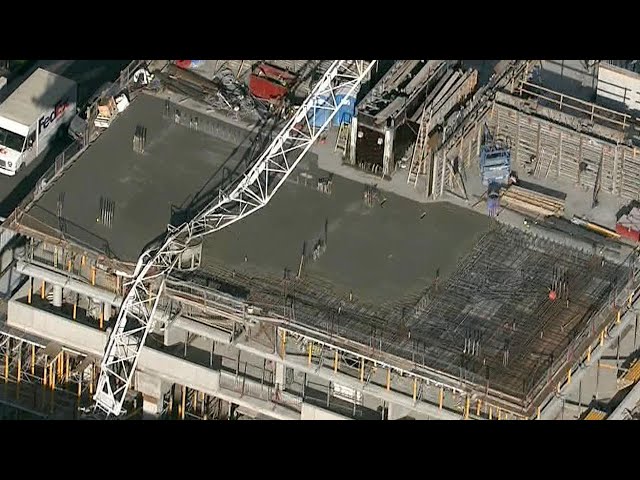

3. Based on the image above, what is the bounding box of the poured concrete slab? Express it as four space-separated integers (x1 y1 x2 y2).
202 158 491 306
24 93 249 261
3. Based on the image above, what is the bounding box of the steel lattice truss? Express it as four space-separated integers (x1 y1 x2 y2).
93 60 376 416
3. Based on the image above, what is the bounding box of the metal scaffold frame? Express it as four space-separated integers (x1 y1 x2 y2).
94 60 376 416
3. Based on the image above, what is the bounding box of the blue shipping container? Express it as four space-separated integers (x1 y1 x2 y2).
333 94 356 126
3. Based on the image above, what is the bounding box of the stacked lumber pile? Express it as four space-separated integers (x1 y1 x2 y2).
500 185 565 217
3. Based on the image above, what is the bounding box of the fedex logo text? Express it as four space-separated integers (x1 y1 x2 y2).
38 98 70 134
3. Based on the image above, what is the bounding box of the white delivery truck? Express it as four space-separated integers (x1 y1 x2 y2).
0 68 77 176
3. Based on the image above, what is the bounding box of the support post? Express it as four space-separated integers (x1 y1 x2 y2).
307 342 312 366
40 279 45 299
73 295 77 320
382 120 395 176
464 396 470 420
27 278 32 304
439 387 443 410
333 351 338 373
181 386 186 420
360 357 365 382
587 345 591 363
476 399 481 416
91 267 96 286
4 350 9 382
386 368 391 391
348 115 358 165
489 406 493 420
31 345 35 375
280 330 286 359
600 330 605 347
536 406 541 420
412 378 417 402
617 309 621 324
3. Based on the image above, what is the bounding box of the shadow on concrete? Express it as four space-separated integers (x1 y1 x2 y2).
168 114 284 230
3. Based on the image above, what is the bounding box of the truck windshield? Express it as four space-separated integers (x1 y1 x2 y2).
0 127 25 152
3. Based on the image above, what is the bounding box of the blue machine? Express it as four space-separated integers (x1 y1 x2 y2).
479 125 511 187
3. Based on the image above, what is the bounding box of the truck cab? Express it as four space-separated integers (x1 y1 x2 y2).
0 126 26 172
0 68 77 176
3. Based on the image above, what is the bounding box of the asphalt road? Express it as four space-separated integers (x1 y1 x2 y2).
0 60 130 218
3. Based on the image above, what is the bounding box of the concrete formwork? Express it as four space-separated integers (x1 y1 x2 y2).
487 95 640 202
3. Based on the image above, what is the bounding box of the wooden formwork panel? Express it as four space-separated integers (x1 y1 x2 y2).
432 119 484 199
488 102 640 202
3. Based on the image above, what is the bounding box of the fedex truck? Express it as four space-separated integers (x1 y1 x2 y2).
0 68 77 176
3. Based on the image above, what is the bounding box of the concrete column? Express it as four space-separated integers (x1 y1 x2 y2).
135 370 171 419
104 302 112 321
382 119 395 176
275 362 285 389
52 285 62 308
348 114 359 165
92 298 102 319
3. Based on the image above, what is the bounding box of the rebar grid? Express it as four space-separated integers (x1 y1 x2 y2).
190 224 628 402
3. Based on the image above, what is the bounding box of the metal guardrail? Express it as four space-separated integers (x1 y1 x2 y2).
516 79 632 131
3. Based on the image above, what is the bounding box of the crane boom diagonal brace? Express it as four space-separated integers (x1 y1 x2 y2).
93 60 376 416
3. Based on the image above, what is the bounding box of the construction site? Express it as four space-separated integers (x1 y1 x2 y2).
1 59 640 420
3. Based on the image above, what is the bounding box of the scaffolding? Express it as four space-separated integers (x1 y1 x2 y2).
0 327 98 419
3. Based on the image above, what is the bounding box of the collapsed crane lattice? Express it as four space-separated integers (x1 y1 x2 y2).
93 60 376 417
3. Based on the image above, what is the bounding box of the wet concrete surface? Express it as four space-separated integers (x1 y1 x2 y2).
0 60 130 219
203 157 491 306
28 93 248 261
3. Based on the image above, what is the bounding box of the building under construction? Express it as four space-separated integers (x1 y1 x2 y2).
0 60 639 420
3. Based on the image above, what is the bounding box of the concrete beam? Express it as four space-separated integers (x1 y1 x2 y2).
170 317 232 344
301 403 351 420
15 260 123 307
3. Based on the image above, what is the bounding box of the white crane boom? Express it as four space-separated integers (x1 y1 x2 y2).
93 60 376 416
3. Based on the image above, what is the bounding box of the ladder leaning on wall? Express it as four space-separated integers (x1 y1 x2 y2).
407 106 432 187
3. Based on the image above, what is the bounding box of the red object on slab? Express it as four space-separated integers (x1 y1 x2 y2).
249 63 297 102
